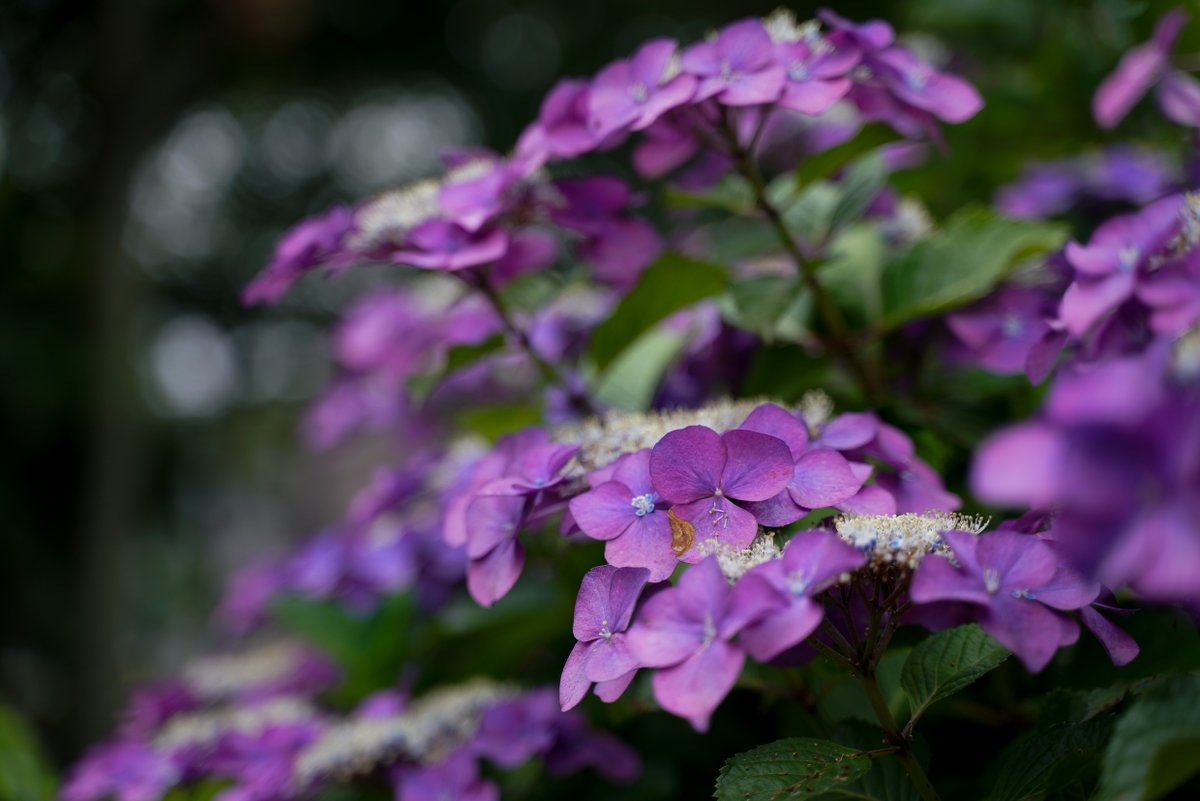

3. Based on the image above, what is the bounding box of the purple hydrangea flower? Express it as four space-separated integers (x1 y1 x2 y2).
208 722 323 801
516 78 601 164
680 19 787 107
626 557 782 731
61 741 180 801
394 749 498 801
947 285 1058 375
391 219 510 272
560 565 651 711
543 710 641 782
769 22 858 116
1060 193 1184 336
649 425 793 553
910 530 1100 670
1094 8 1200 129
569 451 677 581
736 530 866 661
587 38 698 140
242 205 351 305
472 689 560 767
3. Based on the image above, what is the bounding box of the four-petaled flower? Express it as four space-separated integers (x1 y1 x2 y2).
561 565 651 710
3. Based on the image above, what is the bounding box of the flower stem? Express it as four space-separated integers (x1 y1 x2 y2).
717 113 884 404
858 670 943 801
465 271 597 415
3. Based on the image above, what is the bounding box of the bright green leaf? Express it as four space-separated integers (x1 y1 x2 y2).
901 623 1010 726
588 253 728 370
1096 672 1200 801
715 738 873 800
593 327 688 411
879 209 1066 330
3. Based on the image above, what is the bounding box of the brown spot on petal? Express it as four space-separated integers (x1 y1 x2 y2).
668 509 695 557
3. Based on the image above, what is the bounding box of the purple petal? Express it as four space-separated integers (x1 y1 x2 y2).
971 422 1065 508
782 530 867 586
609 566 652 631
676 496 760 552
605 514 679 582
464 495 524 559
1093 42 1165 129
466 538 525 607
778 78 853 115
583 635 641 683
981 598 1069 672
569 482 636 542
910 552 992 607
719 430 794 501
1157 70 1200 126
560 641 591 711
741 491 807 528
740 404 808 457
739 595 823 662
650 640 745 732
650 426 725 503
837 485 897 515
789 449 863 508
594 670 637 703
1079 606 1139 666
977 531 1058 591
1034 567 1101 611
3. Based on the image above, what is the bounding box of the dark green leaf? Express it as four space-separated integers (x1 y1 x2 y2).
987 715 1114 801
1096 672 1200 801
664 174 755 215
714 738 872 800
829 150 888 233
901 623 1010 725
722 274 811 343
793 126 901 186
588 253 728 370
879 209 1065 330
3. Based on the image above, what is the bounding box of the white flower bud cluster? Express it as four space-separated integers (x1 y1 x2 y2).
292 678 515 787
348 180 442 251
182 640 312 701
154 697 319 753
835 512 988 571
704 531 782 582
553 397 777 476
1172 326 1200 385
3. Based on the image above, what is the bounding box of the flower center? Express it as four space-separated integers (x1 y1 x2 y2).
983 568 1002 594
785 570 810 596
1118 245 1141 273
1001 313 1025 339
904 68 929 91
1010 589 1037 600
702 612 717 647
788 61 810 81
630 494 656 517
599 618 613 639
629 81 648 103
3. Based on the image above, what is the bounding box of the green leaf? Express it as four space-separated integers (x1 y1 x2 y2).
665 174 755 215
0 705 55 801
879 209 1066 330
793 126 901 186
592 327 689 411
721 275 811 343
986 716 1114 801
823 225 887 329
829 150 888 233
1096 672 1200 801
810 720 929 801
588 253 728 370
714 738 872 800
901 623 1010 726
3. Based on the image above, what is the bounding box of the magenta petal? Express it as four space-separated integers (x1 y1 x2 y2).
719 430 794 501
1079 606 1139 666
977 532 1057 590
573 565 618 640
778 78 852 115
1158 70 1200 126
608 566 651 630
560 641 591 711
783 530 867 586
1093 42 1165 129
981 599 1067 672
570 483 636 541
583 636 640 683
739 596 823 662
612 449 655 496
910 552 991 606
789 449 863 508
722 568 789 636
466 538 525 607
971 422 1064 508
719 64 787 106
605 515 678 582
1035 568 1101 611
594 670 637 703
740 404 808 457
650 426 726 503
650 641 745 732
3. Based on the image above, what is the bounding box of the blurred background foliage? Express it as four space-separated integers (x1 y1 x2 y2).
0 0 1193 777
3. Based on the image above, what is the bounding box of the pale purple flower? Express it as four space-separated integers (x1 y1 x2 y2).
1094 8 1200 129
560 565 650 711
587 38 698 140
543 711 641 782
1060 193 1184 336
736 530 866 661
681 19 787 106
626 558 780 731
209 722 322 801
516 78 600 164
394 749 498 801
61 741 180 801
772 36 857 116
631 118 701 179
649 425 793 553
568 451 677 581
910 530 1100 671
947 285 1057 375
819 8 896 53
120 682 199 740
867 46 983 125
996 147 1176 219
242 205 352 306
472 689 560 767
391 219 510 272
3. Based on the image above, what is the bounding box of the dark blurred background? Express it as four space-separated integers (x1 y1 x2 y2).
0 0 1178 769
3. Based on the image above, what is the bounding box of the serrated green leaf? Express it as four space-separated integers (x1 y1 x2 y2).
810 720 929 801
879 209 1066 330
714 738 872 800
901 623 1010 725
588 253 728 370
1096 672 1200 801
986 715 1114 801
